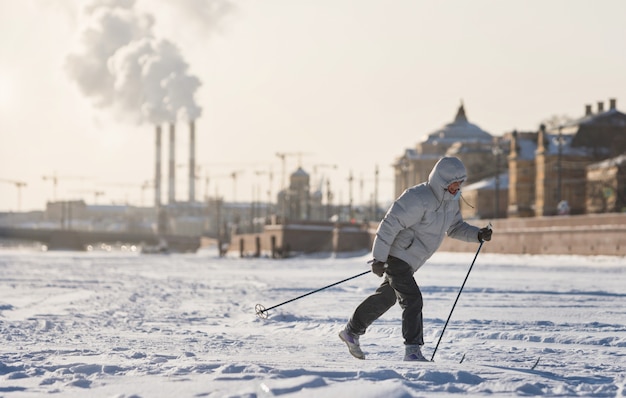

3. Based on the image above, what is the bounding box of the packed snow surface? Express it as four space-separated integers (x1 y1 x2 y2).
0 247 624 397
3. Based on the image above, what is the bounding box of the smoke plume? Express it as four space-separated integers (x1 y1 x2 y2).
65 0 203 124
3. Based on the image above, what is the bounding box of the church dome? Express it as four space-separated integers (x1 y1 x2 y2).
289 167 310 190
291 167 309 178
425 103 492 145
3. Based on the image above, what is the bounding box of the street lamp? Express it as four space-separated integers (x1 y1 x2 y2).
348 170 354 221
551 126 570 215
400 157 409 190
373 164 379 220
492 142 503 219
555 126 565 203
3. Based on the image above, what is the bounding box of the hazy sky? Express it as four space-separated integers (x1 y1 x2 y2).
1 0 625 212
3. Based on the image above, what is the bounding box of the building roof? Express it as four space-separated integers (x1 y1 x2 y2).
547 100 626 135
587 154 626 170
423 103 493 145
463 172 509 191
564 108 625 130
544 133 597 157
514 134 538 161
291 167 309 177
404 149 440 161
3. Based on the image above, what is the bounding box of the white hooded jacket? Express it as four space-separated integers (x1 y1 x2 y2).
372 157 480 273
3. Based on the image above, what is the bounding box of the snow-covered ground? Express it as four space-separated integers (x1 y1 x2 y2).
0 246 624 397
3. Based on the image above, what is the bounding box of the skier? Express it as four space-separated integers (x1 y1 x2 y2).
339 156 492 361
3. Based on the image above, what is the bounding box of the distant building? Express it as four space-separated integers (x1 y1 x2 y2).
277 167 312 222
393 102 506 198
586 154 626 213
391 98 626 220
506 131 538 217
460 172 509 220
276 166 368 223
45 200 88 228
507 98 626 217
508 99 626 217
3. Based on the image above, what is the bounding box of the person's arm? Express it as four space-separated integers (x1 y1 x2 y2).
372 190 424 262
447 207 487 243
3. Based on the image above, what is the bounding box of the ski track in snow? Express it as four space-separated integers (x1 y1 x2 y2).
0 249 624 397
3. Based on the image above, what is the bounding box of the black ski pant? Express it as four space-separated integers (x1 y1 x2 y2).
347 256 424 346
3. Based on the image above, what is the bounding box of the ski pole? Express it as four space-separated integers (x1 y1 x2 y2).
430 238 486 361
255 270 371 319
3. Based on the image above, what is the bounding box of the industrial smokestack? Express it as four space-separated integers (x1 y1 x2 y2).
168 122 176 204
189 120 196 202
155 125 162 208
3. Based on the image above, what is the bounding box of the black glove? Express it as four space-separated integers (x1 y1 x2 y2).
478 227 492 242
370 260 387 277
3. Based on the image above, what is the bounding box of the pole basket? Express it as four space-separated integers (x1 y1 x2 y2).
255 304 268 319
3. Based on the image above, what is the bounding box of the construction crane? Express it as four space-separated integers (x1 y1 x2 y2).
42 173 90 202
140 180 153 206
101 182 146 205
275 152 312 191
230 170 244 202
312 164 337 174
347 170 354 220
353 165 384 220
0 178 27 211
311 164 337 192
69 189 105 204
254 169 274 208
203 171 245 202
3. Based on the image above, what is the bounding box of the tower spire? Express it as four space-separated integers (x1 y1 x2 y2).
454 99 467 122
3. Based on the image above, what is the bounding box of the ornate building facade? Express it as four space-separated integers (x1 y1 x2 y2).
393 103 505 198
506 131 537 217
394 99 625 219
586 155 626 213
275 100 625 224
508 99 626 217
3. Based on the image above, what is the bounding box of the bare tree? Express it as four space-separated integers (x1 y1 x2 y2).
541 114 574 131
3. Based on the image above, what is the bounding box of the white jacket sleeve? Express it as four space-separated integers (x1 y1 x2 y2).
447 207 480 242
372 190 424 262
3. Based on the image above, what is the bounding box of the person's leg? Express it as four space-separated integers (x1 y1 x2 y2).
347 279 397 335
385 256 424 346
